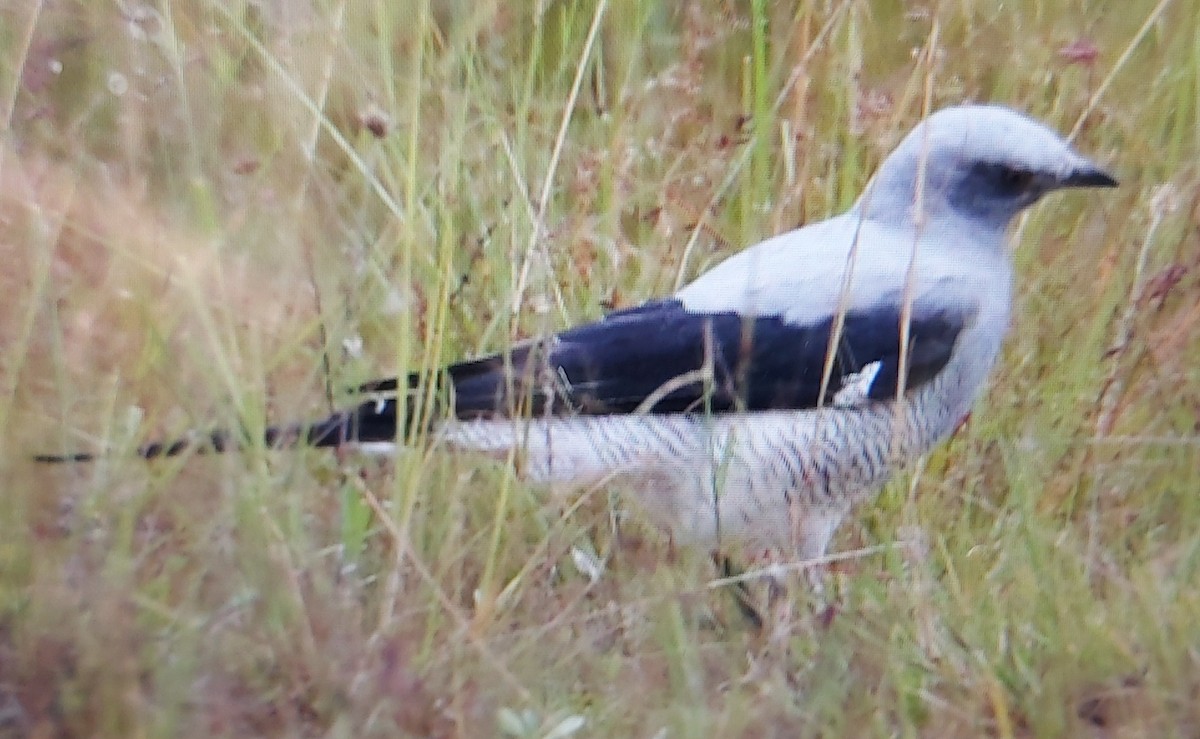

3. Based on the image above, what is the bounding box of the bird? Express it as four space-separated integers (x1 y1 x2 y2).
38 104 1117 566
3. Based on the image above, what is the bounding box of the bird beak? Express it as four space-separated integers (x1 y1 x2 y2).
1060 163 1118 189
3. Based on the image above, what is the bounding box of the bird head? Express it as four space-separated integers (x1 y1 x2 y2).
857 104 1117 232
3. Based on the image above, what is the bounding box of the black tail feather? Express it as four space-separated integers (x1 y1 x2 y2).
32 450 99 463
35 346 544 464
34 382 411 464
33 429 242 463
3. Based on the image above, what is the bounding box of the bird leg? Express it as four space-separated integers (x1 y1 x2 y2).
712 551 765 630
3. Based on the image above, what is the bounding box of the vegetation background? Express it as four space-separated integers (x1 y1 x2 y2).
1 0 1196 736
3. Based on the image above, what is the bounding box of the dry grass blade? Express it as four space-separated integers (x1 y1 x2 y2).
3 1 1197 736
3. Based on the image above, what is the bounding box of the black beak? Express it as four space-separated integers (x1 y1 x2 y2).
1061 166 1118 189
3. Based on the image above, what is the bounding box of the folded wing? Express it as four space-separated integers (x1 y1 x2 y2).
317 296 969 447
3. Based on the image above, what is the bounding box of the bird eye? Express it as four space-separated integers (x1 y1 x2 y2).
998 167 1035 191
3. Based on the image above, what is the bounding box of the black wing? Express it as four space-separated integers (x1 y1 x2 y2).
313 297 968 445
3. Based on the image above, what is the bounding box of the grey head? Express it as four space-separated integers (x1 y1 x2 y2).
855 104 1117 233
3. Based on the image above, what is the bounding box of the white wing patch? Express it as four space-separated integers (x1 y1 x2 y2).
832 361 882 408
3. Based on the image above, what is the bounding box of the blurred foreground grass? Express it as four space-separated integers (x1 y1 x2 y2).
1 1 1197 736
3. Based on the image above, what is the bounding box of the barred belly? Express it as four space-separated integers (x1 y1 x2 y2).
437 365 971 552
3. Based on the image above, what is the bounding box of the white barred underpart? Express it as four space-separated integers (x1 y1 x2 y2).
434 321 999 555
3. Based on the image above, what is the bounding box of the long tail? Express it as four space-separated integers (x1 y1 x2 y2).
35 336 558 464
34 380 411 463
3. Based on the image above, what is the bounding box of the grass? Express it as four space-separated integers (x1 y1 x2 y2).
2 0 1198 736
